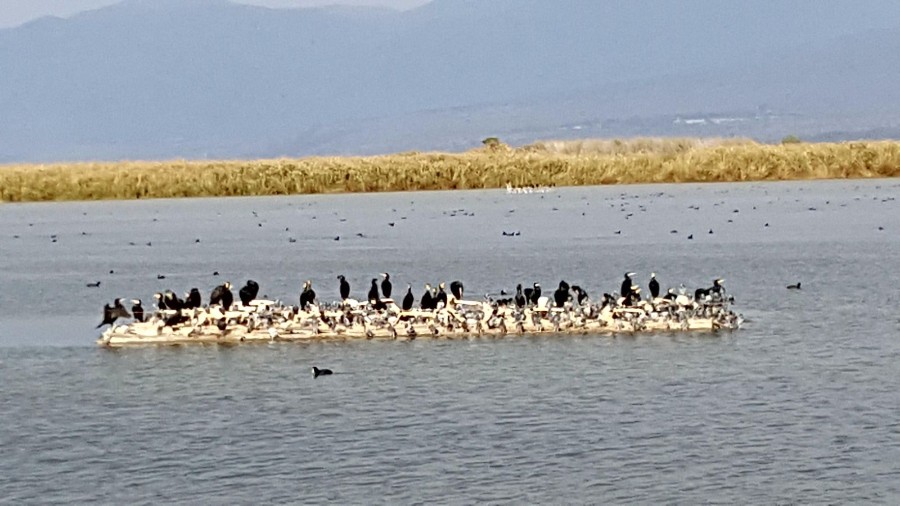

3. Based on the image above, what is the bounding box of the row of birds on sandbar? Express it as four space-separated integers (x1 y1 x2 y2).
96 272 730 330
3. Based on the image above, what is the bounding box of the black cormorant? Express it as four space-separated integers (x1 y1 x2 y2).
787 282 801 290
621 273 635 299
624 286 641 306
402 284 414 311
163 290 183 311
435 283 448 308
663 288 677 301
312 367 333 378
381 273 392 298
300 280 316 310
571 285 589 305
524 282 541 305
131 299 144 323
514 284 526 308
210 282 234 309
421 284 434 310
368 278 380 302
97 298 130 328
649 273 660 299
153 292 167 311
239 280 259 306
450 280 464 300
553 280 570 308
711 278 725 295
337 275 351 300
186 288 202 309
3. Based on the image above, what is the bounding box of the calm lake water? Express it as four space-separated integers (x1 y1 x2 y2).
2 179 900 504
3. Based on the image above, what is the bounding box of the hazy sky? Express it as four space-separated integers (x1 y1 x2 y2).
0 0 431 28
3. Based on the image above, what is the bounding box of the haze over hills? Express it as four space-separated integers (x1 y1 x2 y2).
2 0 900 162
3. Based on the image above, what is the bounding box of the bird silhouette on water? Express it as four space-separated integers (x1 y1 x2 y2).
312 367 333 378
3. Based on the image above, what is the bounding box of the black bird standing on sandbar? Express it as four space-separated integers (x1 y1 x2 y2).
210 282 234 309
450 280 464 300
337 275 351 300
554 280 571 308
97 298 130 328
421 283 434 310
131 299 144 323
300 280 316 310
524 282 541 305
515 284 526 308
571 285 589 305
621 272 635 298
649 273 660 299
381 273 392 298
239 280 259 306
402 284 415 311
153 292 167 311
186 288 202 309
163 290 183 311
435 282 448 308
368 278 380 302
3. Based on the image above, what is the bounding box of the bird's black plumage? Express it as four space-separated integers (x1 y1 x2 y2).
186 288 202 309
402 284 414 311
154 292 167 311
514 284 526 308
337 275 350 300
368 278 380 302
421 284 434 310
312 367 333 378
97 298 130 328
381 273 392 298
553 280 570 307
131 299 144 323
571 285 589 305
300 280 316 310
525 282 541 305
649 274 660 299
435 283 448 308
163 290 183 311
239 280 259 306
210 282 233 309
621 273 634 299
450 280 464 300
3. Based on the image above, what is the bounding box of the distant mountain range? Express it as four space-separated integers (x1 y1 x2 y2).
3 0 900 162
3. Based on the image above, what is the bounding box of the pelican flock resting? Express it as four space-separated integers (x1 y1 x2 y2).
96 274 744 347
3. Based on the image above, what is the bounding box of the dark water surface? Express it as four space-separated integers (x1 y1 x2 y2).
2 180 900 503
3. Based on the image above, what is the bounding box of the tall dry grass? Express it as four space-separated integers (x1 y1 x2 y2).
2 139 899 202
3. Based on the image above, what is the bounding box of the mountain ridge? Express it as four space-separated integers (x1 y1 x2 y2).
2 0 900 162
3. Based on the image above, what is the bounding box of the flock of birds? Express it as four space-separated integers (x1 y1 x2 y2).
96 271 743 343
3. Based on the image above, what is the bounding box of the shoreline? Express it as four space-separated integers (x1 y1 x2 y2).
3 138 900 203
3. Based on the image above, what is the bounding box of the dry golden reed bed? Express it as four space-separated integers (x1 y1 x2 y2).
2 138 900 202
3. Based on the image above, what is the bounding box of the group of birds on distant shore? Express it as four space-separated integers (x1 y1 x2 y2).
95 270 734 331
